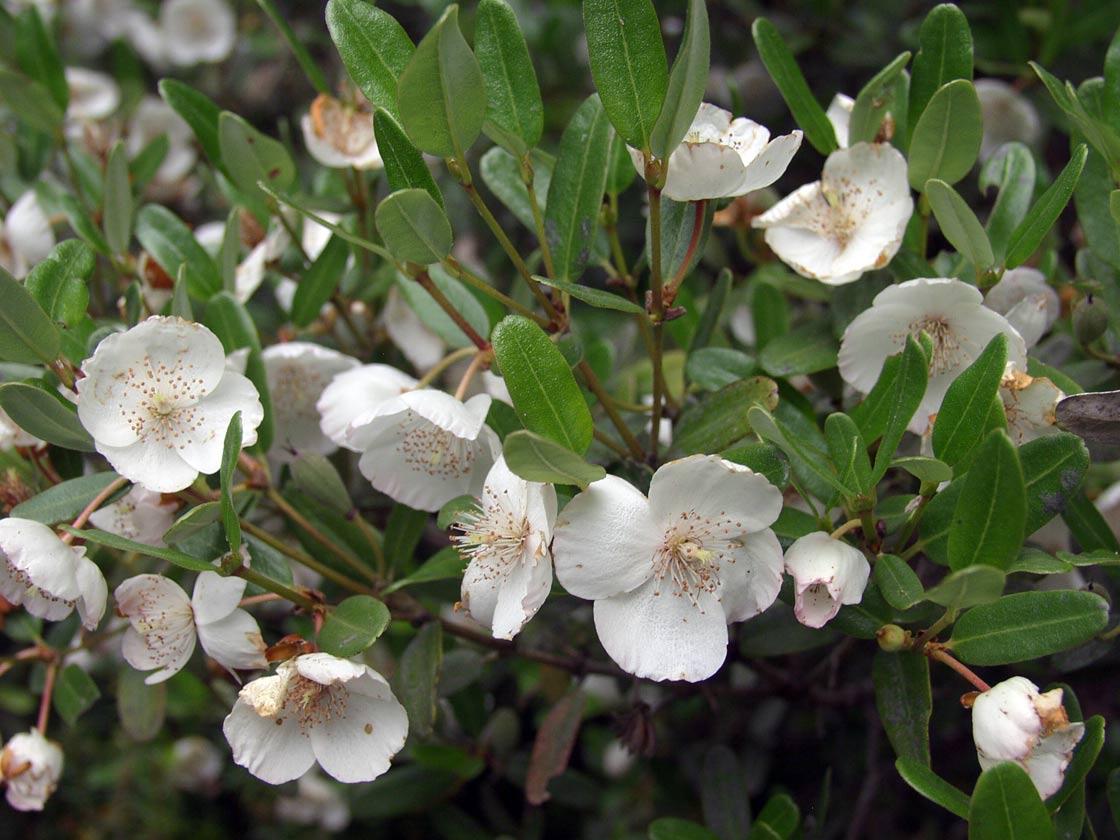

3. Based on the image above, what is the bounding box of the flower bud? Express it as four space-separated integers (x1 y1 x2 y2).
1073 296 1109 346
971 676 1084 799
782 532 870 628
1 728 63 811
876 624 909 652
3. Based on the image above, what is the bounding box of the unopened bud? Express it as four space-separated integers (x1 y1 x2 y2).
1073 296 1109 346
876 623 909 652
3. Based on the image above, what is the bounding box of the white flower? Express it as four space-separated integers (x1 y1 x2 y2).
839 278 1028 434
76 316 264 493
65 67 121 122
316 364 418 452
972 676 1084 798
383 286 446 373
552 455 784 682
782 532 870 628
975 79 1041 163
126 96 197 186
62 0 136 55
275 770 351 832
169 735 223 793
352 391 499 512
161 0 236 66
0 517 106 630
301 94 383 170
1 191 55 279
1001 366 1064 445
454 455 557 640
87 485 177 547
983 268 1060 349
752 142 913 285
628 102 802 202
0 728 63 811
222 652 408 785
115 565 267 684
826 93 854 148
0 407 41 450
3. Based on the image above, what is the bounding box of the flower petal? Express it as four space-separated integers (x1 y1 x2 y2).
718 529 785 624
648 454 783 535
309 681 409 784
175 371 264 474
197 608 268 673
191 570 248 625
223 693 317 785
95 437 201 493
317 364 418 451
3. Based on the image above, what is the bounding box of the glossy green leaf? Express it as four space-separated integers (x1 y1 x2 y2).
749 793 799 839
383 546 467 594
948 430 1024 571
479 146 552 231
908 4 973 136
690 268 732 351
891 456 952 485
824 412 872 499
648 0 709 158
397 5 486 159
319 595 392 658
1062 490 1120 552
203 291 262 353
648 819 721 840
103 141 132 255
71 526 217 572
219 411 242 553
256 0 330 93
872 651 931 765
700 745 750 840
760 322 840 378
533 275 646 315
375 188 453 265
924 565 1005 609
895 758 969 819
932 333 1007 467
375 109 444 210
475 0 543 155
968 763 1055 840
395 622 443 737
0 383 93 451
290 454 353 516
162 503 222 546
675 376 779 455
1020 433 1088 535
848 51 911 146
582 0 667 151
171 265 192 320
721 441 790 490
949 590 1109 665
326 0 414 118
980 143 1036 265
869 335 930 484
545 94 612 283
652 196 714 286
1005 144 1088 269
0 68 62 134
25 243 92 329
1031 63 1120 173
10 472 122 524
502 430 606 488
925 178 994 272
686 347 756 391
218 111 296 202
290 234 350 327
51 190 111 256
749 406 852 498
875 554 925 610
750 18 838 155
0 268 60 364
135 205 222 300
158 79 223 169
53 664 100 725
908 79 982 190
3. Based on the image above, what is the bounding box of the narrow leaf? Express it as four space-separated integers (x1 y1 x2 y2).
895 758 970 818
925 178 995 271
873 651 931 765
675 377 779 455
968 763 1055 840
10 473 123 524
526 688 586 805
0 268 60 364
932 333 1007 467
981 143 1036 264
395 622 443 737
475 0 543 155
1005 144 1088 268
135 205 222 300
220 411 243 554
0 383 93 451
648 0 709 159
908 4 973 136
948 429 1025 571
103 141 132 255
375 109 445 209
290 235 350 328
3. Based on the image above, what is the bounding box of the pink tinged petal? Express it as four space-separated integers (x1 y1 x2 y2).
197 608 268 672
717 529 785 624
115 573 196 682
317 364 419 451
308 685 409 783
95 436 201 493
783 532 870 628
174 371 263 474
593 577 730 682
191 570 248 624
552 475 661 600
223 694 317 785
648 455 783 535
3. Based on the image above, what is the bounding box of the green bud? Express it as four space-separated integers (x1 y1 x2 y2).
876 623 909 652
1073 296 1109 346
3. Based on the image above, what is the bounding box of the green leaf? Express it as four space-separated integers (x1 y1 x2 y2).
135 205 222 300
721 441 790 490
158 79 224 168
981 143 1036 265
203 291 262 353
908 4 973 137
545 94 613 283
968 763 1055 840
171 265 192 320
759 322 839 377
375 188 453 265
395 622 443 737
824 412 872 499
648 819 721 840
290 454 353 516
848 51 911 146
15 7 67 110
375 109 444 210
116 667 166 743
949 590 1109 665
492 315 593 453
875 554 925 610
474 0 543 156
25 247 91 330
103 141 132 255
1020 433 1089 535
925 179 995 272
526 688 586 806
326 0 414 118
1031 63 1120 173
948 430 1025 571
479 146 552 231
749 406 852 498
924 565 1005 609
932 333 1007 467
891 456 952 485
397 5 486 159
10 473 122 524
652 196 713 285
53 664 100 725
71 526 217 572
648 0 709 158
700 745 750 840
1063 490 1120 552
690 268 732 352
873 651 931 765
502 429 606 488
220 411 242 554
908 79 983 190
0 383 93 451
290 234 350 327
532 275 646 315
895 758 970 819
868 335 930 484
0 268 60 364
218 111 296 204
1005 145 1088 269
686 347 756 391
382 546 467 594
675 376 780 455
582 0 667 152
162 503 222 546
395 266 490 349
1048 715 1104 815
750 18 838 155
51 190 111 256
0 68 62 134
319 595 392 657
750 793 800 839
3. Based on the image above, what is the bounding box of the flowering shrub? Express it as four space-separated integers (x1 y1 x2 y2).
2 0 1120 836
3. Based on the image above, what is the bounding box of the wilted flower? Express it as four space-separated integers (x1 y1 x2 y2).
753 142 913 285
455 455 557 640
975 79 1041 162
1 728 63 811
65 66 121 122
126 96 197 187
983 267 1060 349
839 277 1028 433
552 455 784 682
301 94 382 170
782 532 870 628
0 517 106 630
628 102 802 202
275 770 351 832
317 364 418 452
971 676 1084 798
1 191 55 279
223 652 408 785
76 317 264 493
1000 366 1064 445
88 485 177 547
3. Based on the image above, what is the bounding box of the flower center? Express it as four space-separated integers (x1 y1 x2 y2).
653 525 722 608
119 355 210 447
273 676 348 735
908 315 963 377
397 410 476 479
453 501 530 581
